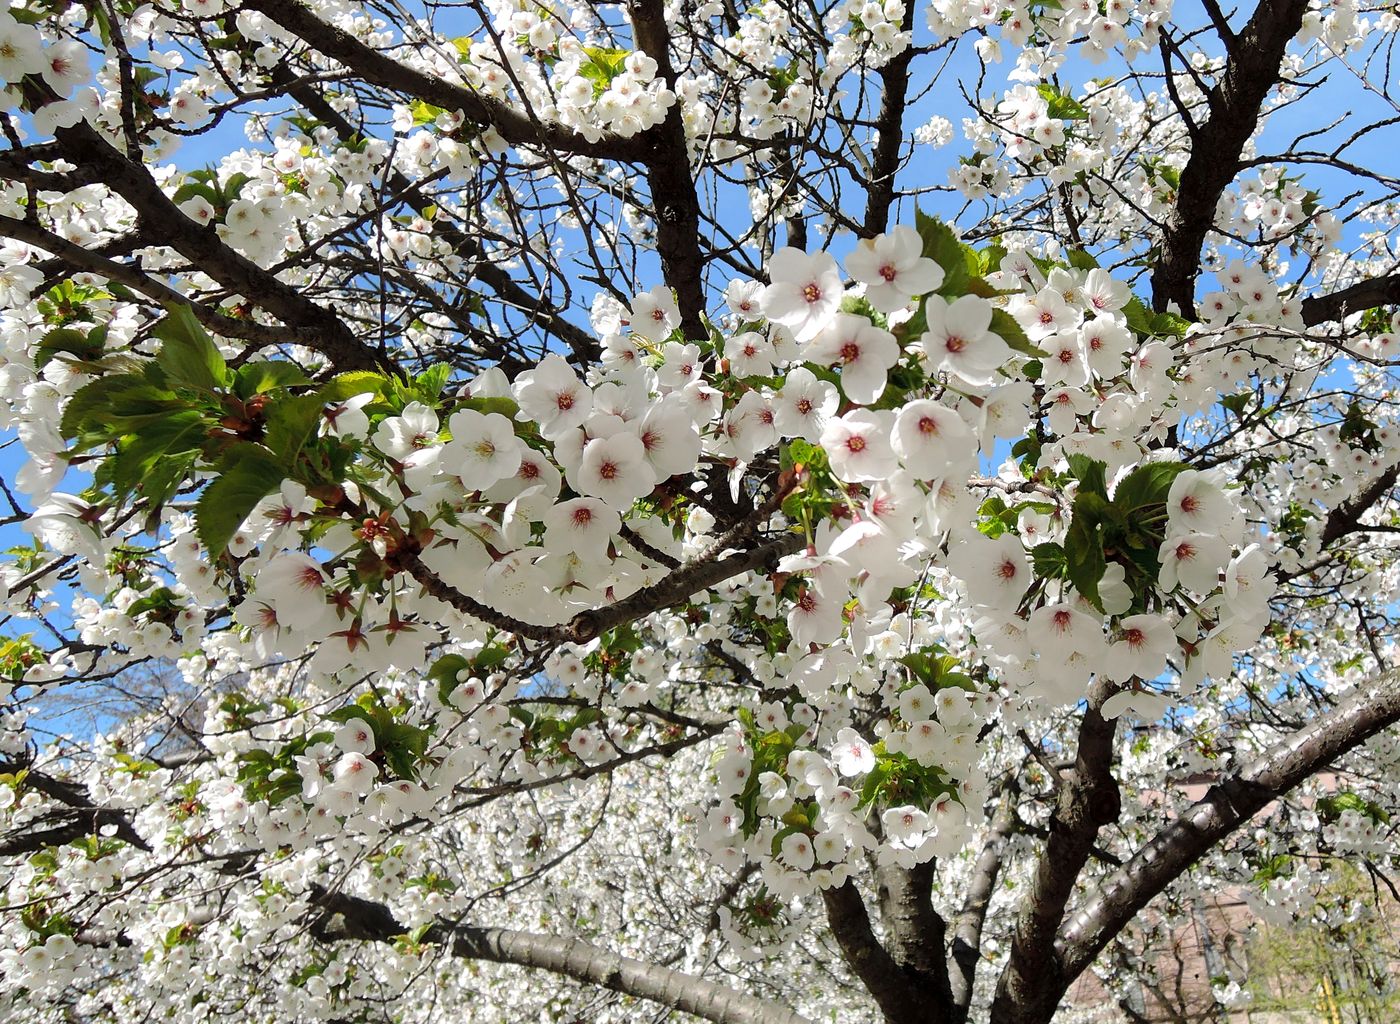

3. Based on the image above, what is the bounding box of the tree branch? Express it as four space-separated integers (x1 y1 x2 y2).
949 791 1016 1020
862 8 918 236
268 66 603 367
990 682 1120 1024
875 860 954 1014
1151 0 1310 315
1056 668 1400 983
0 215 337 354
627 0 709 339
1300 273 1400 327
244 0 645 162
822 880 946 1024
0 765 151 855
48 121 387 372
309 885 811 1024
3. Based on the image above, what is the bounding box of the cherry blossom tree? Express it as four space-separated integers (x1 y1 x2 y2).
1 1 1400 1023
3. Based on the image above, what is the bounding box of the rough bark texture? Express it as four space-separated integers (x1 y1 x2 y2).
310 886 813 1024
1151 0 1310 315
949 795 1016 1021
1057 669 1400 981
876 861 954 1012
1300 273 1400 326
990 685 1120 1024
628 0 710 340
822 880 949 1024
861 5 918 237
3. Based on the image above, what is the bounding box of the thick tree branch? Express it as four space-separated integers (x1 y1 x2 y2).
408 530 799 645
990 683 1120 1024
244 0 644 162
1300 273 1400 327
0 215 339 354
1151 0 1309 315
627 0 708 340
949 792 1016 1020
310 886 810 1024
875 861 954 1014
48 122 386 373
861 6 918 236
0 765 151 854
822 880 945 1024
1056 668 1400 983
1278 464 1400 582
564 530 800 643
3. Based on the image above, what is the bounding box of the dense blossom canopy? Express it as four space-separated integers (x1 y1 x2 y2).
1 0 1399 1022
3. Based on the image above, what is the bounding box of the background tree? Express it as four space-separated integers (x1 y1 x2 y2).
2 1 1400 1023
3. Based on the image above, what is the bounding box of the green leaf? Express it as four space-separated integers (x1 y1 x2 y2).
428 653 473 705
1031 541 1067 579
858 759 894 808
989 308 1044 357
1112 461 1187 512
154 304 227 391
1066 455 1108 500
579 46 629 97
124 586 178 618
1065 493 1107 611
222 173 253 204
1149 311 1191 337
103 410 206 503
234 361 310 398
381 721 429 780
37 327 105 369
195 445 285 556
62 373 152 439
172 182 219 207
326 705 379 733
1219 392 1252 418
1123 296 1154 338
320 371 388 403
414 363 452 401
1037 84 1088 121
1065 249 1098 271
264 394 325 463
914 208 970 295
455 395 518 419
